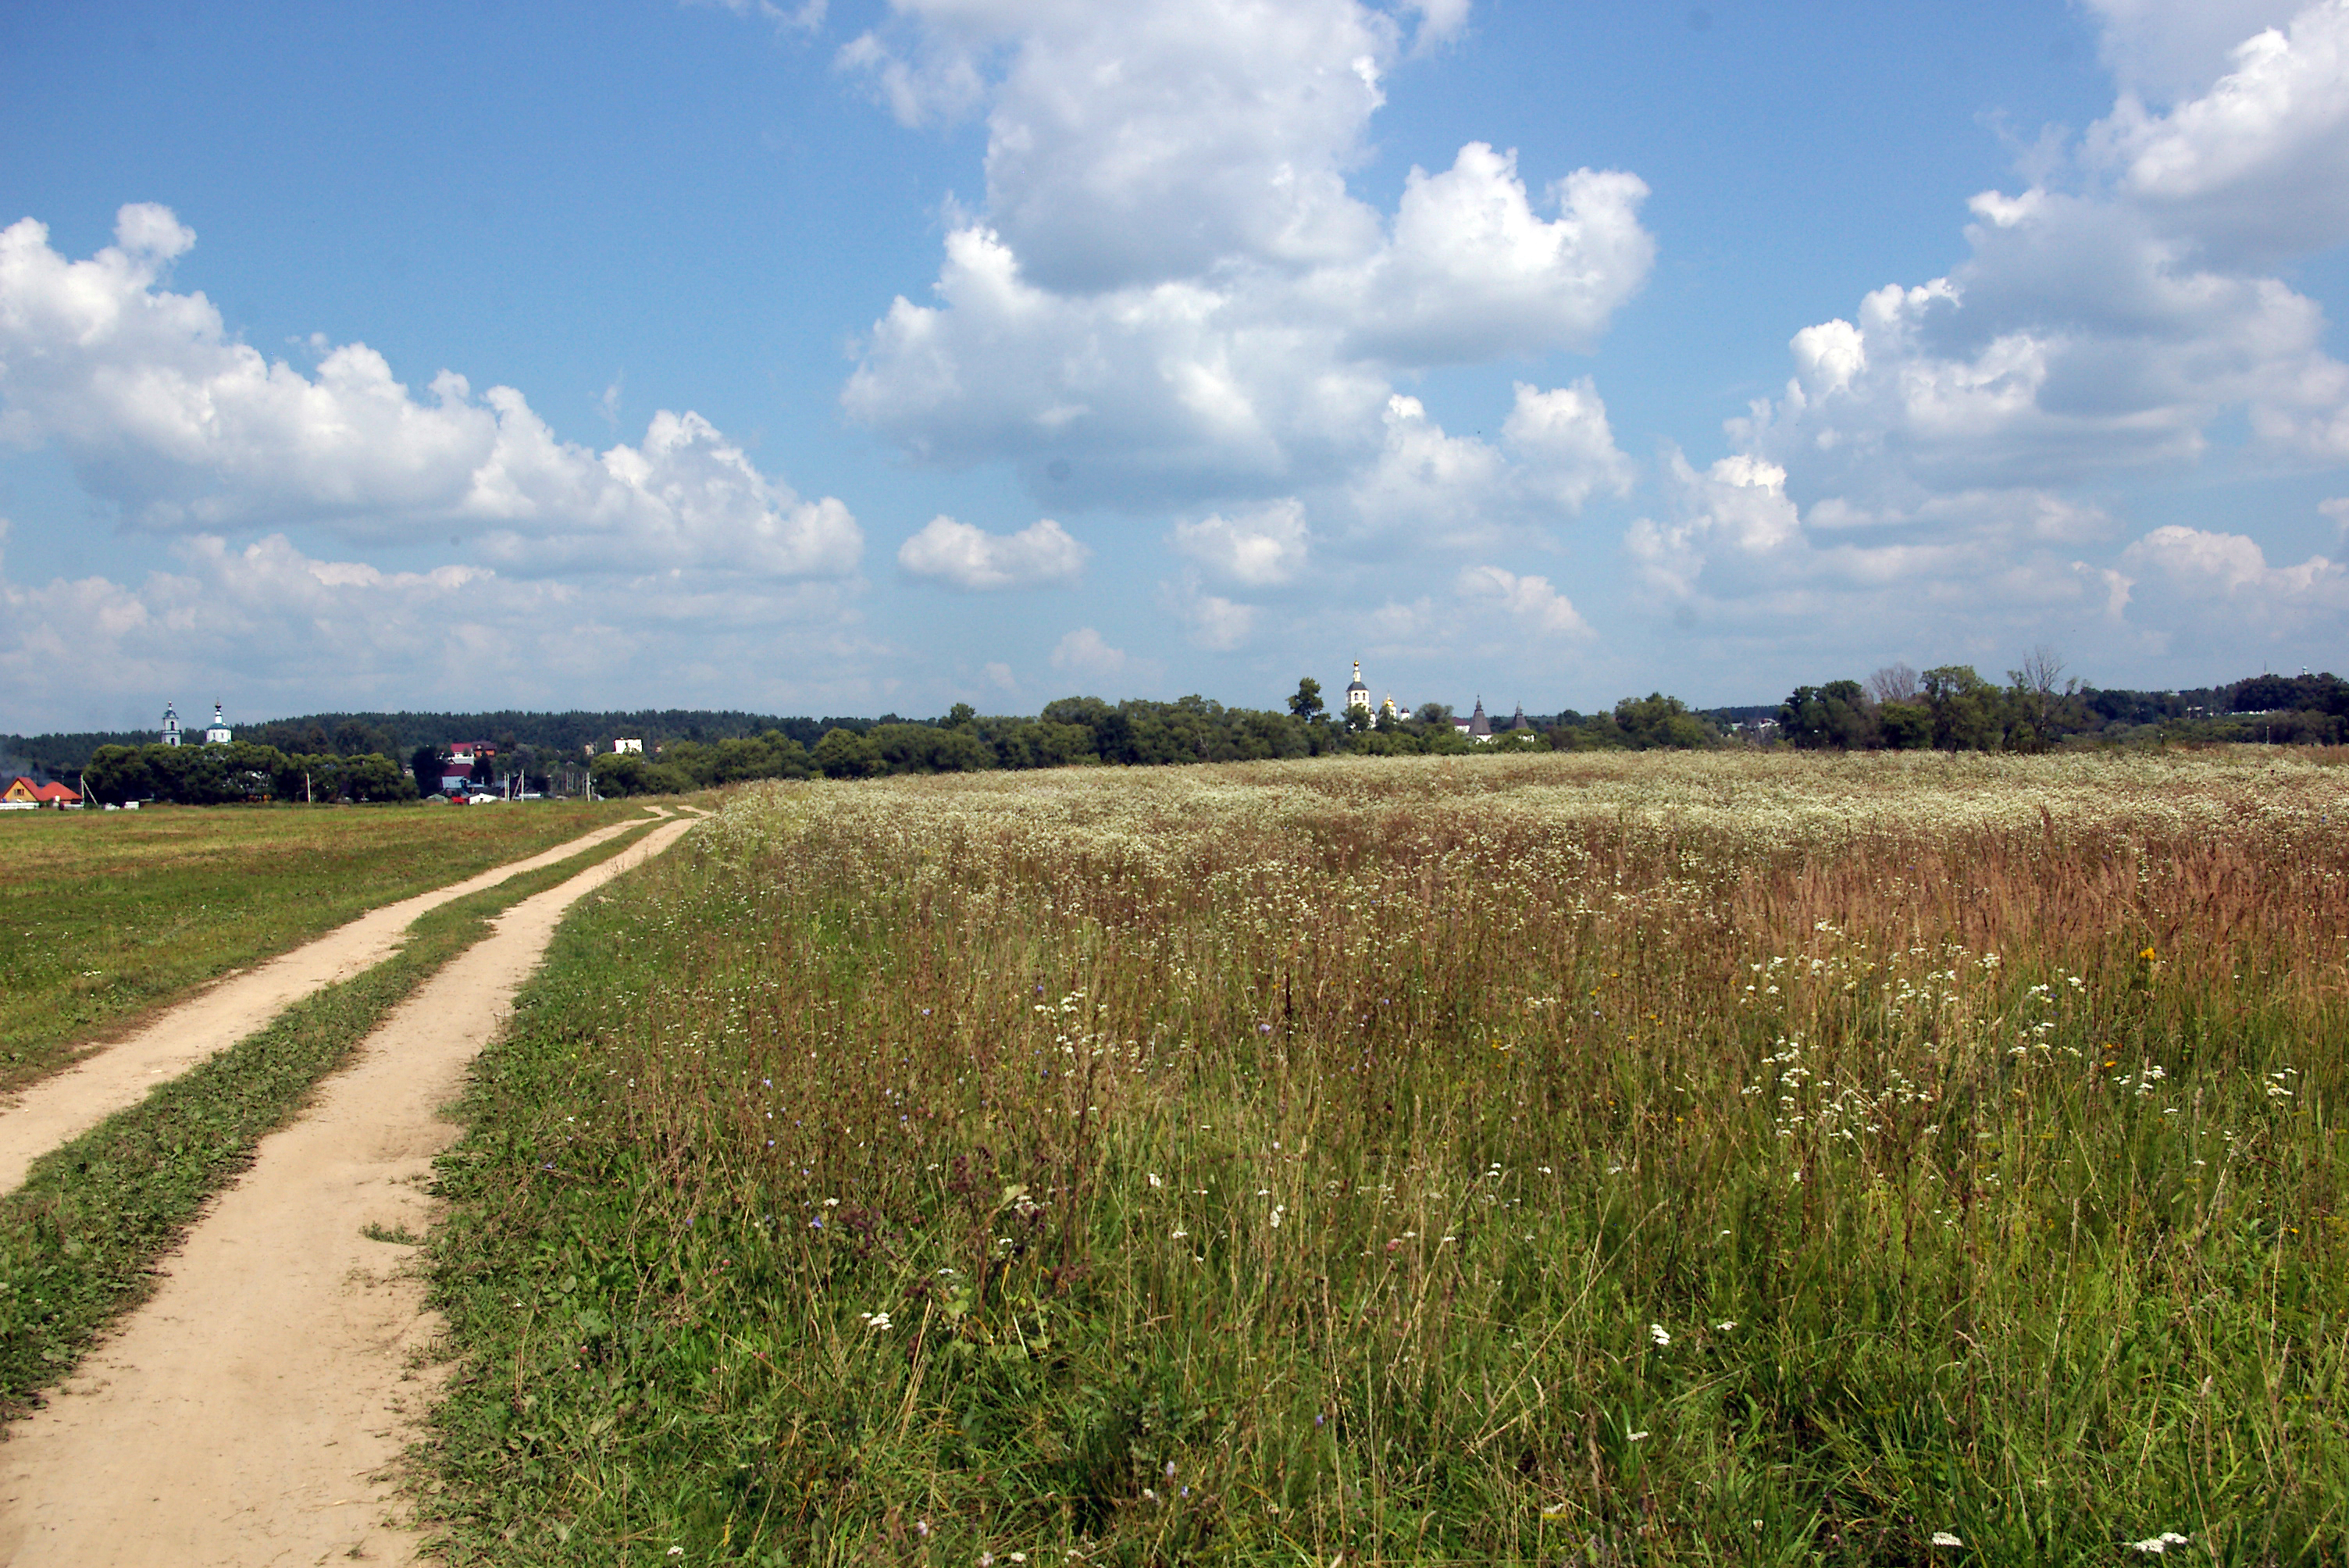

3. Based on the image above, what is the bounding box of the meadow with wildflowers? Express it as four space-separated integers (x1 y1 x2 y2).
420 750 2349 1564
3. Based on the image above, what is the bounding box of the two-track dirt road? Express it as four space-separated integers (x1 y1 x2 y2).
0 809 668 1197
0 808 700 1566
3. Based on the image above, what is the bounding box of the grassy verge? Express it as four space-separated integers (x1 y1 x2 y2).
0 797 651 1089
419 754 2349 1566
0 817 661 1420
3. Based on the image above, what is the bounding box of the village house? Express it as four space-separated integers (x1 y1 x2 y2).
441 741 500 793
4 777 82 810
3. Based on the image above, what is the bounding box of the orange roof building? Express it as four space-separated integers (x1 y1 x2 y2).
5 778 81 808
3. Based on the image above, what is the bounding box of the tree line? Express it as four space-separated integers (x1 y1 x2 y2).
581 690 1738 793
79 743 416 805
1776 655 2349 752
19 661 2344 803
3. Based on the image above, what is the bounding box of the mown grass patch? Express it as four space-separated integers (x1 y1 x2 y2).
0 818 659 1420
0 798 646 1090
421 754 2349 1566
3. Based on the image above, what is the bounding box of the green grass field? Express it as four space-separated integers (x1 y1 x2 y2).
0 821 656 1418
0 800 640 1090
419 752 2349 1565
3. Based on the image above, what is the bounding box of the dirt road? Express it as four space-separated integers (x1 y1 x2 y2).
0 810 665 1196
0 811 697 1566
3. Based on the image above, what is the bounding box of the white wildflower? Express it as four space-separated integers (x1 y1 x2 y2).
2129 1534 2192 1555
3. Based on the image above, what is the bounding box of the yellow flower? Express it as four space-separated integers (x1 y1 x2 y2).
2139 946 2158 961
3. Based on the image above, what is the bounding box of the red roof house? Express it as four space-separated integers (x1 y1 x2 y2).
5 778 81 808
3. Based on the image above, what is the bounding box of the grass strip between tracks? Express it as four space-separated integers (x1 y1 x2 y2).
0 800 648 1092
0 818 663 1420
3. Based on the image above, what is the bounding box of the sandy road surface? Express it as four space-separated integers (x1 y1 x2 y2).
0 812 697 1568
0 809 666 1197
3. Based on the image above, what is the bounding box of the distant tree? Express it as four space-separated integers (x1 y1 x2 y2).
1878 702 1933 750
1777 681 1877 750
590 752 693 796
1288 677 1324 722
666 732 810 785
986 719 1098 769
222 742 285 801
946 702 978 730
340 752 418 802
411 745 445 795
1041 697 1114 730
334 719 397 757
2230 672 2302 711
82 745 154 805
2005 644 2080 751
868 723 993 774
1342 704 1372 733
1613 693 1716 750
812 727 881 779
273 752 338 802
1920 665 2004 751
1864 663 1919 705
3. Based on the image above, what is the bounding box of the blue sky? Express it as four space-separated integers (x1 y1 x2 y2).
4 0 2347 732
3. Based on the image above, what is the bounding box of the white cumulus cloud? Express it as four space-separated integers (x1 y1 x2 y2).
2093 0 2349 264
896 514 1089 590
1454 564 1591 637
0 205 861 580
1350 382 1632 546
836 0 1652 520
1049 626 1130 679
2116 522 2349 654
1338 149 1652 365
1160 574 1259 650
0 530 875 729
1738 1 2349 501
1642 0 2349 662
1170 499 1311 586
2084 0 2308 100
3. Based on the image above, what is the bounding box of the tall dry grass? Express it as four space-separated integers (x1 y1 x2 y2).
422 751 2349 1565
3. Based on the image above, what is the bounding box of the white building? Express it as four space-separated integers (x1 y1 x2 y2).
204 703 232 745
1344 662 1371 717
613 738 643 755
160 702 182 747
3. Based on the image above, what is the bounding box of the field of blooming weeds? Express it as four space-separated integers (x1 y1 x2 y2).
419 750 2349 1565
